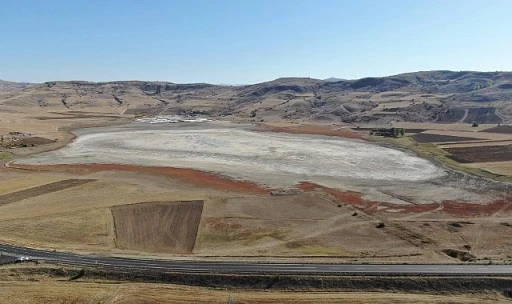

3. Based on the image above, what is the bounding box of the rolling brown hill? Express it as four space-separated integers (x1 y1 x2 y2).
0 80 33 92
1 71 511 124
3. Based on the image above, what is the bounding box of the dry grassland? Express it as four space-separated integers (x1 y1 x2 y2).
0 208 114 250
0 168 220 254
0 178 95 206
195 194 429 261
0 171 68 194
0 277 505 304
466 161 512 176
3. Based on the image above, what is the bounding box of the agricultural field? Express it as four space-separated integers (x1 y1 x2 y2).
411 133 481 143
112 201 204 254
444 145 512 163
375 122 512 179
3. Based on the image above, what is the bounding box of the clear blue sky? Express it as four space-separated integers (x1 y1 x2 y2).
1 0 511 84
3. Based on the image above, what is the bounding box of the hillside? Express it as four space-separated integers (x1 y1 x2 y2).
0 80 32 92
1 71 511 124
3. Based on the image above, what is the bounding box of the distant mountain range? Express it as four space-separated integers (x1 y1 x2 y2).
1 71 511 124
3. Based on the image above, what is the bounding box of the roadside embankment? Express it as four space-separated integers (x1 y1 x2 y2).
3 264 512 293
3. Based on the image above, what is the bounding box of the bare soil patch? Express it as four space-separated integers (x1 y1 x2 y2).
0 178 95 206
412 133 481 143
444 145 512 163
112 200 204 253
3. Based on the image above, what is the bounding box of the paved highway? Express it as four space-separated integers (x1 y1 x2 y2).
1 243 512 275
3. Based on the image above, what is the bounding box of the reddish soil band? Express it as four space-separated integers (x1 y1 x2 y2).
441 199 512 217
9 163 271 194
298 181 512 217
257 123 364 140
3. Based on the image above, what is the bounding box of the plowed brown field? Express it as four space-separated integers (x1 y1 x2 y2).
482 125 512 134
412 133 480 143
0 178 95 206
444 145 512 163
112 200 204 254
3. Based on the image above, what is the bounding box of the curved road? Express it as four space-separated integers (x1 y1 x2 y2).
1 243 512 275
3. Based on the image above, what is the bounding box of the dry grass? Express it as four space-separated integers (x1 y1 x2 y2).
194 195 425 260
0 172 67 195
466 161 512 176
0 178 95 206
0 208 114 250
0 280 505 304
